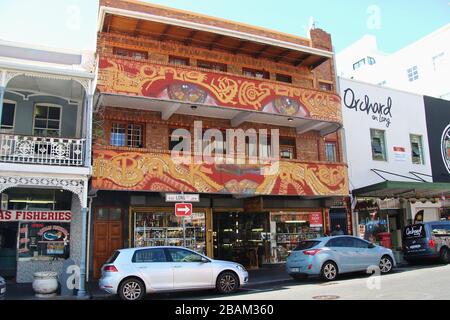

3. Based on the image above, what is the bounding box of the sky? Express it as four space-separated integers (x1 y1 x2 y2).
0 0 448 54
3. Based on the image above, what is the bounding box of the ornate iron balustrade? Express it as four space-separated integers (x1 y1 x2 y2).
0 134 85 167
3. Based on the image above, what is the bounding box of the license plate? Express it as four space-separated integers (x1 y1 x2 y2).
409 245 421 249
1 288 5 294
291 268 300 273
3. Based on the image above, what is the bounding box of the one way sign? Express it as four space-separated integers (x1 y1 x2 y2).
175 203 192 217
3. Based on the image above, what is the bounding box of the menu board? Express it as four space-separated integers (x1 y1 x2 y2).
18 222 70 260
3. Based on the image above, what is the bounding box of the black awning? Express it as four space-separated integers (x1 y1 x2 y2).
352 181 450 199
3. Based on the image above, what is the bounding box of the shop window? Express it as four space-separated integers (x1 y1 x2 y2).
370 129 387 161
133 211 206 254
276 74 292 84
6 188 72 211
319 82 333 91
169 56 189 66
113 47 148 60
407 66 419 82
410 134 424 165
280 137 296 160
325 142 337 162
242 67 269 79
33 104 61 137
110 122 144 148
132 248 167 263
197 60 227 72
1 101 16 132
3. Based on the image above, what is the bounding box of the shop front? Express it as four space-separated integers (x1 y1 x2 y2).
0 188 79 283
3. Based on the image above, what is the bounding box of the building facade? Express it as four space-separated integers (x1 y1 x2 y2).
340 77 450 260
336 24 450 100
0 40 95 293
89 0 349 277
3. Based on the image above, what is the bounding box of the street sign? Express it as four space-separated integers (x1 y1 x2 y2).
175 203 193 217
166 194 200 203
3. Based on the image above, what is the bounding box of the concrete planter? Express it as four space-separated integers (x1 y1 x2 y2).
32 272 59 298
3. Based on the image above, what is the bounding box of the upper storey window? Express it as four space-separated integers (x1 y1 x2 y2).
242 67 269 80
319 82 333 92
197 60 227 72
113 47 148 60
352 58 366 70
276 74 292 84
169 56 190 66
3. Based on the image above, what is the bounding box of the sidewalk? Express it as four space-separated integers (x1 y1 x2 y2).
4 263 290 300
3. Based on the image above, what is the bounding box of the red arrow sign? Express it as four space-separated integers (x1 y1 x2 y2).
175 203 192 217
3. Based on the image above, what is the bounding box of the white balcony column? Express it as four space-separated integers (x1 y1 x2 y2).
84 94 94 167
0 85 5 126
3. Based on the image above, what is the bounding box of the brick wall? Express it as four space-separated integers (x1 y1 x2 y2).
98 106 345 164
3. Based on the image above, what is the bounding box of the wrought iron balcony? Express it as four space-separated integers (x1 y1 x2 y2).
0 134 85 167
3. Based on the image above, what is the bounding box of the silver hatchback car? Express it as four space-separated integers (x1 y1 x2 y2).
99 246 249 300
286 236 396 281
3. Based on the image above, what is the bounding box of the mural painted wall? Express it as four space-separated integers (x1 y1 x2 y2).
97 57 342 123
92 149 349 197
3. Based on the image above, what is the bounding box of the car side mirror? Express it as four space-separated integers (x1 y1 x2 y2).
368 243 376 249
201 257 210 263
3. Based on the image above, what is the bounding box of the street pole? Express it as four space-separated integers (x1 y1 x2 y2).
183 216 186 247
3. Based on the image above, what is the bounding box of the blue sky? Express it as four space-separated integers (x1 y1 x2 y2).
0 0 448 53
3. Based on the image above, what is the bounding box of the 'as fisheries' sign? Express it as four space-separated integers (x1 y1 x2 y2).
0 210 72 222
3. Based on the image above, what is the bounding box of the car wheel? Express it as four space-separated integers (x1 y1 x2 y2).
439 247 450 264
320 261 338 281
216 272 239 294
119 278 145 301
379 255 393 274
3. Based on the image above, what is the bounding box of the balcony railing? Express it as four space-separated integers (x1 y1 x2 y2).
0 134 85 167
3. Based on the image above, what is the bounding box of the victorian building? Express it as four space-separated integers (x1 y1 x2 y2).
0 40 95 296
90 0 349 276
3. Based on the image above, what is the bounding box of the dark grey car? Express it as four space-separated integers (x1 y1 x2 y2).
0 276 5 299
403 221 450 264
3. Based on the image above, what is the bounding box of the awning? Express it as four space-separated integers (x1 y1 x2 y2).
352 181 450 199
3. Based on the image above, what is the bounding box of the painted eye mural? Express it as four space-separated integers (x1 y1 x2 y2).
441 124 450 174
262 96 309 117
167 83 208 104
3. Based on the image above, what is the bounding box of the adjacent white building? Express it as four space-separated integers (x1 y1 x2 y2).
339 77 444 258
337 24 450 100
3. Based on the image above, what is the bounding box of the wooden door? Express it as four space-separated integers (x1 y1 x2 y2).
93 208 123 279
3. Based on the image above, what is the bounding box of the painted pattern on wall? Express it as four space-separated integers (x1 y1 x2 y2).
97 57 342 123
92 149 349 196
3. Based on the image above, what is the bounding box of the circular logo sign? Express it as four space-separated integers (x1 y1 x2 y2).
441 124 450 174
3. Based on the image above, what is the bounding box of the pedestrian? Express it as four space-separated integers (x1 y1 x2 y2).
331 224 345 236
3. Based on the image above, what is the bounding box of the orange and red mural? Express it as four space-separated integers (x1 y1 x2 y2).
97 57 342 123
92 149 349 196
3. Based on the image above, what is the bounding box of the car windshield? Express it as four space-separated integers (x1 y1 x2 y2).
293 241 321 251
404 224 426 239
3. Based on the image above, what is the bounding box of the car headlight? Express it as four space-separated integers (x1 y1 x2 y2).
236 264 246 272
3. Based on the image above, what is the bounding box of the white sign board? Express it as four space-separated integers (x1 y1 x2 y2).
393 146 407 162
165 194 200 203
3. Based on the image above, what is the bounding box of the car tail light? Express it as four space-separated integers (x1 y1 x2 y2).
429 239 435 248
103 265 118 272
303 249 322 256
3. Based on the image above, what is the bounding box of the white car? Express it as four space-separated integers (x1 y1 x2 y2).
99 246 249 300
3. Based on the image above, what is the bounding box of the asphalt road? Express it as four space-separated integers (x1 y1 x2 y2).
205 263 450 300
92 262 450 300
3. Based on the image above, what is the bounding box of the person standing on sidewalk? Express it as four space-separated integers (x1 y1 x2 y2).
331 224 345 236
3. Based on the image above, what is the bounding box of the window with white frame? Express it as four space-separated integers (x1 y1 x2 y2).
325 142 337 162
33 104 61 137
1 101 16 132
110 122 144 148
410 134 424 165
432 52 445 71
407 66 419 82
370 129 387 161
